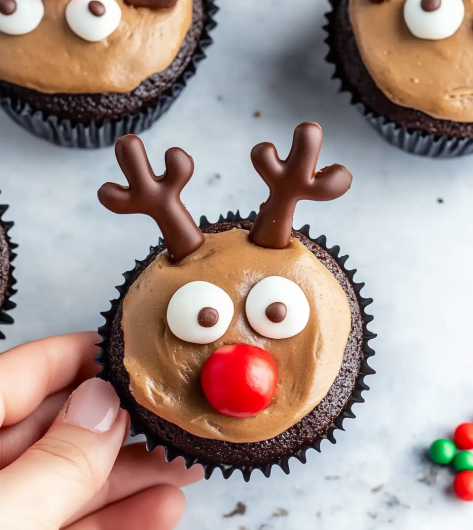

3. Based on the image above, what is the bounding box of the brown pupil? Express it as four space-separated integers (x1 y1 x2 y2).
88 1 106 16
421 0 441 11
0 0 17 15
265 302 287 324
198 307 219 328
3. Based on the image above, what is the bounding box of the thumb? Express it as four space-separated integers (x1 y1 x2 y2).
0 378 128 530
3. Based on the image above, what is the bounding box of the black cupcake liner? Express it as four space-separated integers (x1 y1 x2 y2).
324 0 473 158
96 211 376 481
0 202 17 339
0 1 218 149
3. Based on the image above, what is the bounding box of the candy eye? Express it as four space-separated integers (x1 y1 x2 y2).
403 0 464 40
245 277 310 340
66 0 121 42
0 0 44 36
167 281 234 344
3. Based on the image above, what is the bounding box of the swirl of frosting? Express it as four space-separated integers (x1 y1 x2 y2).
66 0 122 42
121 229 352 443
404 0 464 40
0 0 44 36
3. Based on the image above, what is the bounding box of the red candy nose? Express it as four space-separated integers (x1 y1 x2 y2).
201 344 278 418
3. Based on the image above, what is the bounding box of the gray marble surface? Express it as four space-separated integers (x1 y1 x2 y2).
1 0 473 528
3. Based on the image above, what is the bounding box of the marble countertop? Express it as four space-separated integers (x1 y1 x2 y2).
1 0 473 528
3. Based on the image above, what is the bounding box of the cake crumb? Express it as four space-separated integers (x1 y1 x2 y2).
385 494 410 510
254 111 261 118
385 495 401 508
208 173 221 185
371 484 384 493
272 508 288 517
224 502 246 518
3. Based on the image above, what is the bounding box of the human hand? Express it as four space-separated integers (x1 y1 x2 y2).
0 332 203 530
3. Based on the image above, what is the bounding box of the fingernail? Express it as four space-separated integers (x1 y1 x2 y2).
65 378 120 433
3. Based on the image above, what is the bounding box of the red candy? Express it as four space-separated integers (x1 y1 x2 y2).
454 471 473 501
201 344 278 418
454 423 473 451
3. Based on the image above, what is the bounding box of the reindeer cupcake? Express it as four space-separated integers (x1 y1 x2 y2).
326 0 473 157
0 0 217 148
96 122 375 480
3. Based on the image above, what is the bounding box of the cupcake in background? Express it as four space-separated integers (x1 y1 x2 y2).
0 0 217 148
95 122 376 481
0 195 16 339
325 0 473 157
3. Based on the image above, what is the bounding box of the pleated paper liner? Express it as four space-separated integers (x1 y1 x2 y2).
324 0 473 158
0 0 218 149
0 201 17 339
96 211 376 481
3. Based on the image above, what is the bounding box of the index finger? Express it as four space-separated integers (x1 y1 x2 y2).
0 332 100 427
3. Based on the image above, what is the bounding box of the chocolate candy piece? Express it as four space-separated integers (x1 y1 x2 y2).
198 307 219 328
454 471 473 501
88 1 106 16
249 123 352 250
0 0 16 15
454 451 473 473
421 0 441 12
429 439 456 465
454 423 473 450
98 136 205 264
265 302 287 324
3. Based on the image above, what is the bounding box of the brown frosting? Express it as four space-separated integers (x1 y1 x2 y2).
349 0 473 122
121 228 351 443
249 122 352 250
125 0 179 7
0 0 192 94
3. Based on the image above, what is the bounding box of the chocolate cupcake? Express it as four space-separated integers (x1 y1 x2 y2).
0 0 217 148
0 197 16 339
325 0 473 157
96 122 376 480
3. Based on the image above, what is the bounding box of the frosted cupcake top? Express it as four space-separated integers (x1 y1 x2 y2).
0 0 192 94
350 0 473 122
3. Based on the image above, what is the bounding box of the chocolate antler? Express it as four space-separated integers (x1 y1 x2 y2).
124 0 178 8
249 122 353 249
98 135 204 263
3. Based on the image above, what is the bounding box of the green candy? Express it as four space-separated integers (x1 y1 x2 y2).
453 451 473 472
429 439 456 465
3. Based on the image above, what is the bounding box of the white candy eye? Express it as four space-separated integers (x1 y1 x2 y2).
404 0 464 40
0 0 44 36
167 281 234 345
66 0 121 42
245 277 310 340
